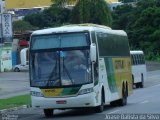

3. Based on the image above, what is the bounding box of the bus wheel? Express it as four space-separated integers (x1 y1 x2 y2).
118 86 127 106
95 94 104 113
44 109 54 117
140 74 144 88
110 100 118 106
135 83 139 88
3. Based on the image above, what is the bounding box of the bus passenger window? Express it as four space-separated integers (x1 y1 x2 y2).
142 55 145 64
134 55 137 65
137 55 139 65
140 54 143 64
131 55 134 65
138 55 141 65
133 55 135 65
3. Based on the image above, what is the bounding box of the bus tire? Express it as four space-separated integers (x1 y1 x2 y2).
44 109 54 117
110 100 118 106
132 75 134 89
118 85 127 106
135 83 139 88
95 91 104 113
140 74 144 88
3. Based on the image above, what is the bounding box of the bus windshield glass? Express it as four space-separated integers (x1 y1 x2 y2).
30 50 91 87
31 33 89 50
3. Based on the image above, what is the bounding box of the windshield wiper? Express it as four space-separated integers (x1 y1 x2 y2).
46 56 59 86
63 61 74 84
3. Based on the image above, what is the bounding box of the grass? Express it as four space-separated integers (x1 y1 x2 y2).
0 94 31 110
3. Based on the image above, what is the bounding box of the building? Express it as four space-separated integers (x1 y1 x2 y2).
110 2 123 10
5 0 52 9
5 0 119 10
107 0 119 3
121 0 138 3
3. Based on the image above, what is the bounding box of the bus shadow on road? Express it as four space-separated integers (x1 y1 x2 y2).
54 108 97 117
40 105 120 119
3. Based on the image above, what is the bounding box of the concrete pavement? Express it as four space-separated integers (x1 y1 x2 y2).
0 72 30 99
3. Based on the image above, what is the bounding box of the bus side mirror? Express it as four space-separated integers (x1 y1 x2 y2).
90 43 97 63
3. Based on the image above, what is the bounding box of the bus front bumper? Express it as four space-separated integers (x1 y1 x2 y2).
31 92 97 109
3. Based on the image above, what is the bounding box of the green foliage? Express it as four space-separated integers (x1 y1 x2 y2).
0 94 31 110
24 6 71 28
70 0 112 26
24 0 112 29
112 0 160 61
13 20 36 32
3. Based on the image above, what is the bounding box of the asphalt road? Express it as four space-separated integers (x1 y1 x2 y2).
0 72 30 99
1 69 160 120
0 61 160 99
0 61 160 120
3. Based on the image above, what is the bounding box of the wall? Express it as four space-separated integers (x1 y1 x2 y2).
5 0 52 9
5 0 118 9
1 43 12 72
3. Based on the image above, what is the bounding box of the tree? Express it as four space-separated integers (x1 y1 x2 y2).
112 0 160 61
24 5 71 28
53 0 112 26
137 0 156 9
13 20 36 33
112 4 134 29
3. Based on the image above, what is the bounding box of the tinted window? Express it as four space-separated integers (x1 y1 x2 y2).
31 33 89 50
97 32 130 57
131 53 145 65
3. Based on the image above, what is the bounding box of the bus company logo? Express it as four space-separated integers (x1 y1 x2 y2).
42 88 64 97
44 89 56 93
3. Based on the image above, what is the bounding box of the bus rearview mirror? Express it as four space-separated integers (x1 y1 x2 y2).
90 43 97 63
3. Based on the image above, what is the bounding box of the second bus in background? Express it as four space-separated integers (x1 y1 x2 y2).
130 51 147 88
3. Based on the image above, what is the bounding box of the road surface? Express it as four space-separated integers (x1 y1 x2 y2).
0 72 29 99
1 69 160 120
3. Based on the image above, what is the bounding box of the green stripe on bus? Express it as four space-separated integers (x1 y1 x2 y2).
104 57 117 93
60 87 81 96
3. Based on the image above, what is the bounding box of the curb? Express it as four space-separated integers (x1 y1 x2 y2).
0 105 30 114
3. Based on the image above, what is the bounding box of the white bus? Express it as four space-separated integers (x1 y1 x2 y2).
130 51 147 88
29 24 133 117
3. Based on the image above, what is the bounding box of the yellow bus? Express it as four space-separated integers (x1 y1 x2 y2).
29 24 133 117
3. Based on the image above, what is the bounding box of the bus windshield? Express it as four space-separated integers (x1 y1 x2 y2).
30 50 91 87
31 32 89 50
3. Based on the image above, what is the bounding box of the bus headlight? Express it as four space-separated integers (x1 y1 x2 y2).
78 88 93 95
31 91 44 97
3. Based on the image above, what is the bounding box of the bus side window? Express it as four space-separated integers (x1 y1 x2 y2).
135 55 137 65
137 54 140 65
138 54 141 64
131 55 133 65
142 55 145 64
133 54 136 65
137 55 139 64
139 55 142 64
140 54 143 64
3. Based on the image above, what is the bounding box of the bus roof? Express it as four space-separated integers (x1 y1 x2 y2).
130 50 144 54
31 24 127 36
